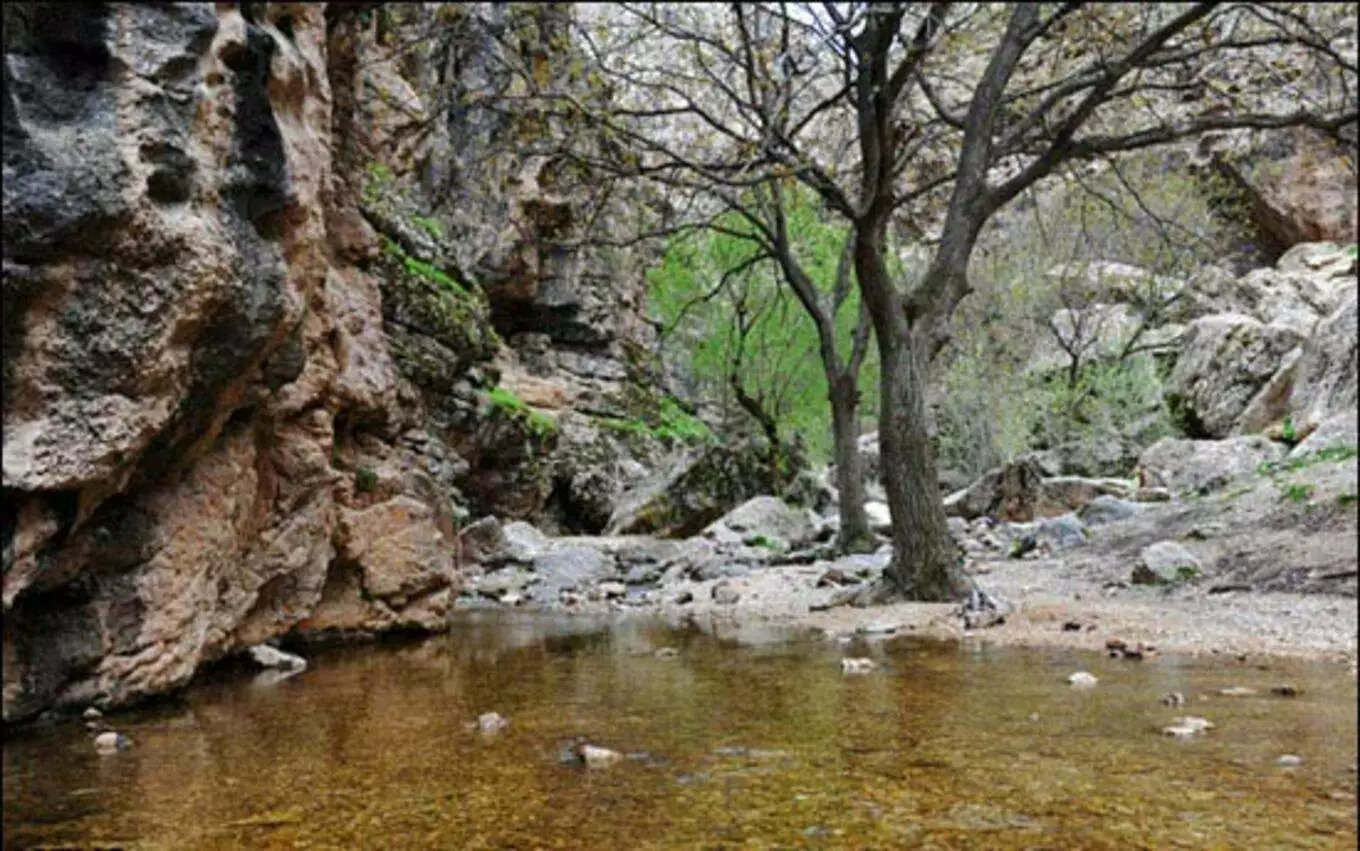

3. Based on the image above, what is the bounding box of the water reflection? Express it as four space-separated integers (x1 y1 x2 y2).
4 612 1356 849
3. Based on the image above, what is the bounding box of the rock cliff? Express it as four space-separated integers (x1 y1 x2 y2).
0 3 680 722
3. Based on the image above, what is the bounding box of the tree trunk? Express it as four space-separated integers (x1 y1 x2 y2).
829 376 874 554
873 327 967 602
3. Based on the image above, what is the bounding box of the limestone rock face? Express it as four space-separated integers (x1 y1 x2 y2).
1 4 683 723
1164 314 1303 438
1288 289 1358 431
605 439 791 538
0 5 482 723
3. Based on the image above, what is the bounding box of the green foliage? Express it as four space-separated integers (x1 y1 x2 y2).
648 188 885 464
1253 443 1357 507
597 395 713 447
355 468 378 494
746 534 780 551
1281 416 1297 444
934 149 1231 475
1175 564 1200 582
411 215 445 240
1339 492 1357 508
486 385 557 439
383 237 467 296
1279 482 1315 504
363 162 393 204
1257 444 1359 477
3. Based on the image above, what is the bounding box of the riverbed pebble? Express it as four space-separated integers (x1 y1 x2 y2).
477 712 508 734
580 744 622 768
841 658 876 674
94 732 131 753
82 707 103 721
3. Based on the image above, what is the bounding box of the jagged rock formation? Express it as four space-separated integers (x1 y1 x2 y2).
0 3 679 722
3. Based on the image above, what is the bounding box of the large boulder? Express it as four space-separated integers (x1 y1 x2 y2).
1164 313 1303 438
1135 435 1286 495
702 496 814 551
527 546 615 603
605 438 791 538
1206 131 1358 260
541 410 671 534
1288 289 1358 431
942 459 1129 522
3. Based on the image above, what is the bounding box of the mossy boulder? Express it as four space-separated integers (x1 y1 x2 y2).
604 437 799 538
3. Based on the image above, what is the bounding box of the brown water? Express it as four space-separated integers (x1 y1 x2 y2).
4 612 1357 850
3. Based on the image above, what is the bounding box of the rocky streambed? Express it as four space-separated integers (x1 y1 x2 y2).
5 612 1356 849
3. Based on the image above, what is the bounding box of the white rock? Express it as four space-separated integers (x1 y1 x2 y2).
1277 754 1303 767
82 707 103 721
1219 686 1257 697
1165 716 1216 736
94 731 129 753
598 581 627 599
247 644 307 672
581 744 623 768
857 621 900 635
1067 671 1098 688
477 712 508 734
841 658 876 674
500 591 523 606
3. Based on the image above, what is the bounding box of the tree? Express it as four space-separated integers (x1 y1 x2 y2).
417 3 1357 600
649 197 883 551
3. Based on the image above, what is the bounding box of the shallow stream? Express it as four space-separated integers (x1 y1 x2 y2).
4 612 1357 849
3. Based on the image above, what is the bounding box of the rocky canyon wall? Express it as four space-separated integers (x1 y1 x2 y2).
1 3 677 723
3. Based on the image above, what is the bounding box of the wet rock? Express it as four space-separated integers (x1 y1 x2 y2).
94 731 131 753
477 712 508 734
1270 685 1300 697
1163 716 1214 738
1160 692 1186 707
247 644 307 673
1067 671 1098 688
673 590 694 605
1132 541 1203 585
579 744 622 768
841 658 876 674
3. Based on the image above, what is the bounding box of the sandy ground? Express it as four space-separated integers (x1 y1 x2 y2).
634 452 1359 667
